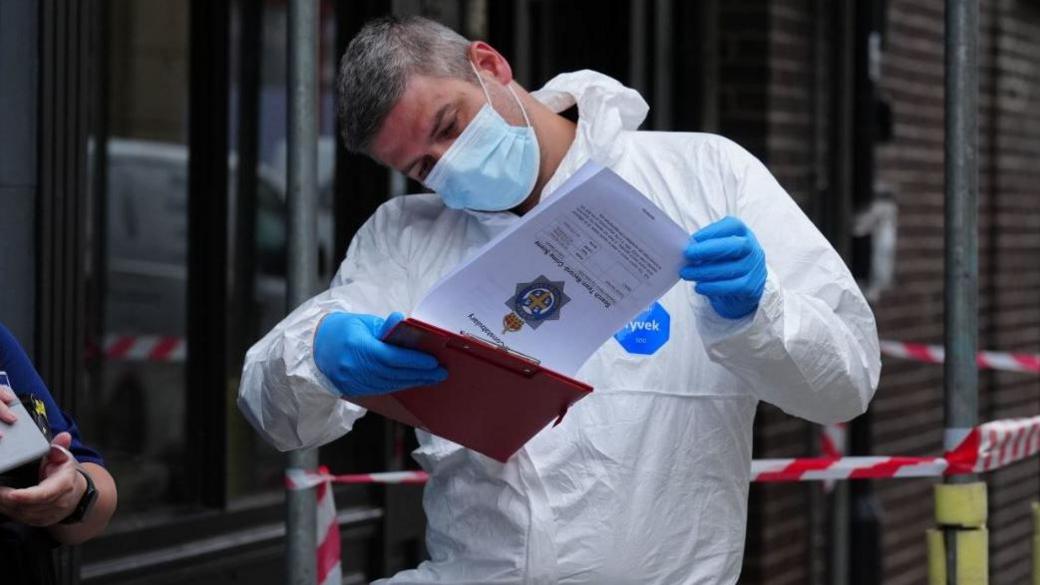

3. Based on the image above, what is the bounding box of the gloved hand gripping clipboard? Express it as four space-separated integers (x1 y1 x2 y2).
346 318 593 463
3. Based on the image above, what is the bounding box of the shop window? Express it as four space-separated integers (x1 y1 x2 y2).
82 0 197 523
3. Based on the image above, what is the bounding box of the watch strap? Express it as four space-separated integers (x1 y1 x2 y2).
60 468 98 525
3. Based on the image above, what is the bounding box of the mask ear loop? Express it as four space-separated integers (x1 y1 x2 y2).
469 61 533 129
506 84 534 128
468 61 495 107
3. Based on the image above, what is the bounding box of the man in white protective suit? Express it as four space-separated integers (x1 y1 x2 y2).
238 15 881 585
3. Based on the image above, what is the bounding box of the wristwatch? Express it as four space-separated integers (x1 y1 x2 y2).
60 468 98 525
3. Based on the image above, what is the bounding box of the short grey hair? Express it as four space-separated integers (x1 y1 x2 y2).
337 16 474 154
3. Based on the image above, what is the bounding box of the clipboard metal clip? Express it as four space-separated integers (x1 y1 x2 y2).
458 331 542 370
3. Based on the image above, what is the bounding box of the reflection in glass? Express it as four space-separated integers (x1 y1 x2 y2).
85 0 194 524
225 0 340 502
83 0 347 521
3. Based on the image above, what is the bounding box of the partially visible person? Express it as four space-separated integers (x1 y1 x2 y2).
0 323 118 585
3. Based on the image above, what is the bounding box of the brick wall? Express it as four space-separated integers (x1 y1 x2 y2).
726 0 1040 583
719 1 771 160
983 13 1040 580
872 2 948 582
721 1 822 584
874 1 1040 583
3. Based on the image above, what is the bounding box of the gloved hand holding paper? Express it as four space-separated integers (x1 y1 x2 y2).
313 311 448 397
342 161 689 462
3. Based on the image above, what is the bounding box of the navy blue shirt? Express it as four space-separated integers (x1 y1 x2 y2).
0 324 104 467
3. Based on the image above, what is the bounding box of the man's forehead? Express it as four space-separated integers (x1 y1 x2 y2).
370 75 462 167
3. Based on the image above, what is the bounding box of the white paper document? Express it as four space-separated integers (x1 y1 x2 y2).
412 161 689 376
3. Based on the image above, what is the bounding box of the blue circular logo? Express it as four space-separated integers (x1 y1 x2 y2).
614 301 671 356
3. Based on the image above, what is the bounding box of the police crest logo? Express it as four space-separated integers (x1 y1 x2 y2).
502 275 572 334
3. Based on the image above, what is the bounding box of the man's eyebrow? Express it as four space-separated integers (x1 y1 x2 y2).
429 103 450 141
405 103 451 177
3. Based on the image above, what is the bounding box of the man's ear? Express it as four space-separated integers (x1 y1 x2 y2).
467 41 514 86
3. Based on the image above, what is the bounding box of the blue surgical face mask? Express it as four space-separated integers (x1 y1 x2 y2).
424 63 540 212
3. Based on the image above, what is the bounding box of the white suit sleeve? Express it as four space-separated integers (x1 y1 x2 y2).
693 138 881 424
237 200 412 451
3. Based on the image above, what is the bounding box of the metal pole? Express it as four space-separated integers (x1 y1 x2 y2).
652 0 673 130
828 2 854 583
628 0 647 98
513 0 531 86
809 2 835 583
286 1 320 584
1033 503 1039 585
943 0 979 583
698 0 719 133
849 0 886 580
943 0 979 482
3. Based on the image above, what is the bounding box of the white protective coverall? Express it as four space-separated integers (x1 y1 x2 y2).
238 70 881 585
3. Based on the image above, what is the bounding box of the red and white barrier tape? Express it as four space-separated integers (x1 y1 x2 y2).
314 469 342 585
820 422 847 459
818 422 848 492
286 467 429 577
973 416 1040 472
285 469 430 490
287 416 1040 489
289 416 1039 575
753 415 1040 482
102 334 186 362
98 334 1039 374
880 340 1040 374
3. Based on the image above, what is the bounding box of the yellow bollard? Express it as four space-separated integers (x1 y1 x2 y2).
934 483 988 527
927 482 989 585
955 528 989 585
927 528 989 585
1033 503 1039 585
928 529 946 585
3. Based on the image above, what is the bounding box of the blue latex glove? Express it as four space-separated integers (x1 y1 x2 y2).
680 216 767 320
314 311 448 397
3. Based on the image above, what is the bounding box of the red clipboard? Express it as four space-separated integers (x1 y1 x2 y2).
345 318 593 462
